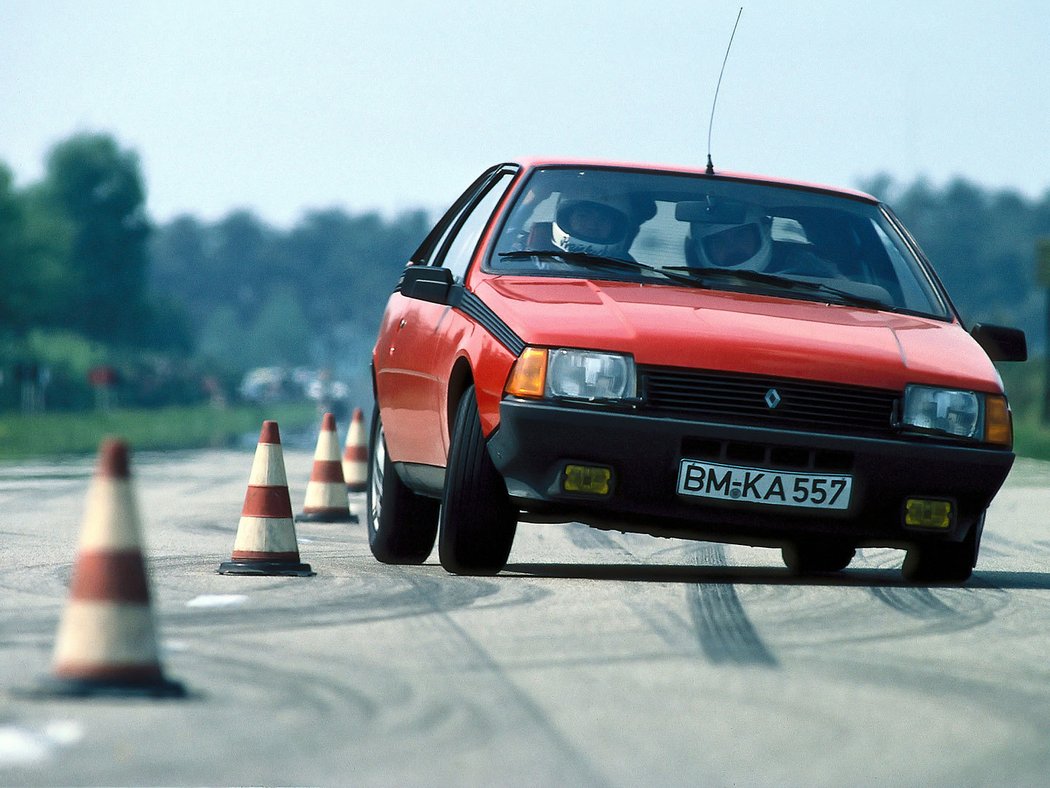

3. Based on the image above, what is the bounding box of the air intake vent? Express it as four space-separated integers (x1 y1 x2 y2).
640 366 898 437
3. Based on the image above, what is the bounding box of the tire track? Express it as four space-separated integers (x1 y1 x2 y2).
869 586 960 618
689 543 778 667
568 526 777 667
183 644 381 719
565 526 698 654
406 572 609 787
865 583 1007 639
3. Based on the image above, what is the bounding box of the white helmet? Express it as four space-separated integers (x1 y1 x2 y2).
551 195 633 258
689 205 772 270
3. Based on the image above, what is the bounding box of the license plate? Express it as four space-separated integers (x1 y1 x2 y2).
677 459 852 510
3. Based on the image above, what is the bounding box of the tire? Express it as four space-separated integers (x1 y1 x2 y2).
782 541 855 574
438 386 518 575
367 405 440 564
902 513 983 584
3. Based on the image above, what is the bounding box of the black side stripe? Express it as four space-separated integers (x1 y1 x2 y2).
452 288 526 356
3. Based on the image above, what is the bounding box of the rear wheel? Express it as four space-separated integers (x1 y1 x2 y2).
438 386 518 575
902 514 983 584
782 541 855 574
367 406 440 564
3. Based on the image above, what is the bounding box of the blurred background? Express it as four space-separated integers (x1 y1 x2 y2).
1 0 1048 456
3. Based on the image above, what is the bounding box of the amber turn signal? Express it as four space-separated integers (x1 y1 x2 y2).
984 395 1012 447
504 347 548 398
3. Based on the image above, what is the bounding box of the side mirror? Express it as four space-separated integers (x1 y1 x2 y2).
400 265 454 305
971 323 1028 362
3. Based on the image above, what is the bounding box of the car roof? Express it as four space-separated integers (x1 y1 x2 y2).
507 157 879 204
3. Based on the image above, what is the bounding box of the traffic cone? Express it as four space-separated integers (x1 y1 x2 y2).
218 421 314 576
297 412 357 523
27 439 186 698
342 406 368 493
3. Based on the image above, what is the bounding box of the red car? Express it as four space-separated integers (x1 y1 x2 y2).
368 158 1026 582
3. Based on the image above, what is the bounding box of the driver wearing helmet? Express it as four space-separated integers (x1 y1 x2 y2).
552 191 655 261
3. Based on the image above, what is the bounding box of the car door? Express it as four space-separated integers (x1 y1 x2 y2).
378 166 517 468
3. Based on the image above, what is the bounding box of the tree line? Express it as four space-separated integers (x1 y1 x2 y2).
1 132 1048 413
860 174 1049 341
0 133 428 412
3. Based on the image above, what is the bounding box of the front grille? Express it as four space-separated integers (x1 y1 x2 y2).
640 366 898 437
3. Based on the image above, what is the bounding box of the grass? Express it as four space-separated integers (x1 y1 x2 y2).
4 392 1050 464
999 363 1050 462
0 402 320 460
1011 414 1050 461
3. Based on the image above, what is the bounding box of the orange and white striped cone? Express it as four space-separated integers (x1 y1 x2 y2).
342 406 368 493
297 412 357 523
218 421 314 576
29 439 186 698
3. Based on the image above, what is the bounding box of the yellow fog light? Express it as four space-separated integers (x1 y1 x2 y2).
904 498 953 529
563 464 612 496
984 395 1012 447
505 347 548 398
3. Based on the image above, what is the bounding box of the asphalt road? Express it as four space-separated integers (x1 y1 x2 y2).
2 444 1050 786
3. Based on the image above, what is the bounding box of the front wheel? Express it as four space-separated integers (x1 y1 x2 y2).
782 541 855 574
367 405 440 564
902 514 983 584
438 386 518 575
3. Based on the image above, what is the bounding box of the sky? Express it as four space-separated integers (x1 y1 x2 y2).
2 0 1048 228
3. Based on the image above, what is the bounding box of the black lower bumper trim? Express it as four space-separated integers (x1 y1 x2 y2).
487 399 1014 547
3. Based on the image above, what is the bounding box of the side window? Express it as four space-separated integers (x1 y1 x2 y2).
436 171 515 280
410 172 492 265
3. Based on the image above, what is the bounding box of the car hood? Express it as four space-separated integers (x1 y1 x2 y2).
473 277 1002 393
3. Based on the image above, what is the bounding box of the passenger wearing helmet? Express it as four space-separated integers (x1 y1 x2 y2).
764 216 838 277
687 206 773 270
687 209 838 277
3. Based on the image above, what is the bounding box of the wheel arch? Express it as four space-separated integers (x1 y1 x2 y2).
447 357 475 440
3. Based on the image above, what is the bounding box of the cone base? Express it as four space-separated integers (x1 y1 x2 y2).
295 510 358 523
23 674 188 699
217 559 315 576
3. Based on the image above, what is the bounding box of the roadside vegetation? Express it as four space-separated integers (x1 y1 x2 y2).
999 363 1050 461
0 402 319 461
1 131 1048 461
1013 418 1050 461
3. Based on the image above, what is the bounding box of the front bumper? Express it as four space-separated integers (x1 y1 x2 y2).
487 398 1014 548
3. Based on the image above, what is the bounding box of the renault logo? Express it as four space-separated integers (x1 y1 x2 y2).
764 388 782 409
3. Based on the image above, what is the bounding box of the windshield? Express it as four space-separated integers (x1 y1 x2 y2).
487 167 950 319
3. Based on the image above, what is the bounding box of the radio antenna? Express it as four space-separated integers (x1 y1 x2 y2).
706 6 744 175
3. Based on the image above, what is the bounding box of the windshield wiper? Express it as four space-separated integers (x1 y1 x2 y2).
796 282 891 311
498 249 645 270
497 250 707 288
661 266 891 311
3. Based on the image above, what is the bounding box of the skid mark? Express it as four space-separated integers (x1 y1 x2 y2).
407 576 609 787
869 587 957 618
867 584 1006 637
690 544 777 667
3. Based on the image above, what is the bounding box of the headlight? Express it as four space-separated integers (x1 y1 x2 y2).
901 385 981 439
505 347 637 402
547 349 636 400
900 385 1011 446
